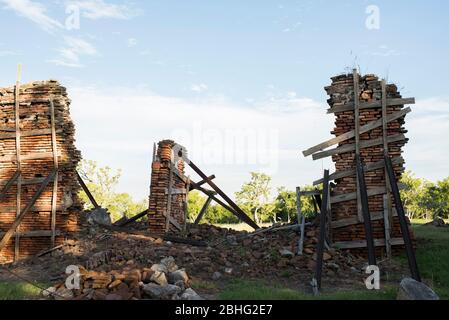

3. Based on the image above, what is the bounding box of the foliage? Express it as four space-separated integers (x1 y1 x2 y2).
235 172 272 224
401 171 449 220
77 160 147 222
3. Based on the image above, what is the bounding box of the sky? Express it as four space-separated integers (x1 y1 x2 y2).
0 0 448 202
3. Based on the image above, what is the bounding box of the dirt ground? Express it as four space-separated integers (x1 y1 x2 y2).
0 220 409 299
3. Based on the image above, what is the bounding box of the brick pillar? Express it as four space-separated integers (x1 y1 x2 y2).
325 73 411 256
148 140 187 235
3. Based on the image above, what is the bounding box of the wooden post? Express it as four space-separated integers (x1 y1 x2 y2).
356 155 377 266
50 98 59 247
381 80 393 258
194 196 213 225
76 171 100 209
314 170 330 292
295 187 305 255
353 69 363 223
384 156 421 282
165 162 174 232
184 176 190 232
14 64 22 262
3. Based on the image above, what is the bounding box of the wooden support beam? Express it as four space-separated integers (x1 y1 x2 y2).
0 169 57 252
356 154 377 266
331 209 398 229
312 133 406 161
188 160 259 230
115 210 149 227
0 128 62 140
333 237 405 249
381 80 393 259
190 175 216 190
0 151 59 163
385 155 421 282
327 97 415 114
353 69 363 223
313 156 404 186
302 107 411 157
314 170 329 291
76 170 100 209
165 163 174 232
330 183 406 204
0 230 62 238
296 187 305 255
14 64 22 262
0 171 21 201
184 177 190 232
194 196 213 225
50 98 59 247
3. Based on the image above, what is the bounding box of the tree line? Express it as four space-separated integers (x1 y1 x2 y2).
77 160 449 224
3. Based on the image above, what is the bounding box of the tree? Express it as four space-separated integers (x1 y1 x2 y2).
235 172 272 224
77 160 147 222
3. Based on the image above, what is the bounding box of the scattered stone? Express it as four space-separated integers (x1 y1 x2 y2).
279 248 294 258
87 208 112 226
161 256 178 273
397 278 439 300
212 272 222 281
168 269 189 285
180 288 203 300
151 270 168 286
143 283 181 300
54 287 74 300
224 268 233 274
151 263 168 274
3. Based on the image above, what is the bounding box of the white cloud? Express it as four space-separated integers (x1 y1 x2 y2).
0 50 18 57
68 85 331 200
0 0 63 32
127 38 137 47
67 0 140 20
48 36 98 68
190 83 208 93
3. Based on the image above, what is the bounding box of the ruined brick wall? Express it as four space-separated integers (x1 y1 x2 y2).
0 80 82 263
325 73 411 256
148 140 186 235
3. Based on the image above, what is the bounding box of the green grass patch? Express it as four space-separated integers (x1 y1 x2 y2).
0 281 43 300
219 279 396 300
406 222 449 299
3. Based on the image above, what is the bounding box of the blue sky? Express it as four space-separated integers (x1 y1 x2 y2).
1 0 448 201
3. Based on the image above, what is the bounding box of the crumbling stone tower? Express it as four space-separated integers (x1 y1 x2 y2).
148 140 187 235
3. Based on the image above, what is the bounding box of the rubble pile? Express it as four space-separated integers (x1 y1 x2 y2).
44 256 203 300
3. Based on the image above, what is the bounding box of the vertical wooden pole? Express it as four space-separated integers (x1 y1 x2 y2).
183 176 190 232
165 162 174 232
314 170 329 292
50 98 59 247
194 196 213 225
14 64 22 262
353 69 363 223
381 80 392 258
295 187 305 255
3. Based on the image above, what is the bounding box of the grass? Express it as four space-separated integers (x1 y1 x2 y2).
406 221 449 299
0 281 43 300
219 279 397 300
218 220 449 300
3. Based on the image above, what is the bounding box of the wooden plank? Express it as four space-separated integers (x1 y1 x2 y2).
0 204 65 212
314 170 330 291
0 128 62 140
0 230 62 238
0 176 63 187
383 194 392 258
353 69 363 223
331 209 398 229
330 183 406 204
164 188 187 195
356 154 377 265
0 171 20 201
302 107 411 157
381 80 393 259
312 133 406 161
0 152 57 163
188 160 259 230
76 170 100 209
327 97 415 114
333 237 405 249
0 169 57 252
194 196 212 225
190 175 216 190
313 156 404 186
14 65 22 262
184 177 190 232
296 187 305 255
165 163 174 232
299 190 322 196
50 99 59 247
115 210 149 227
0 126 16 132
